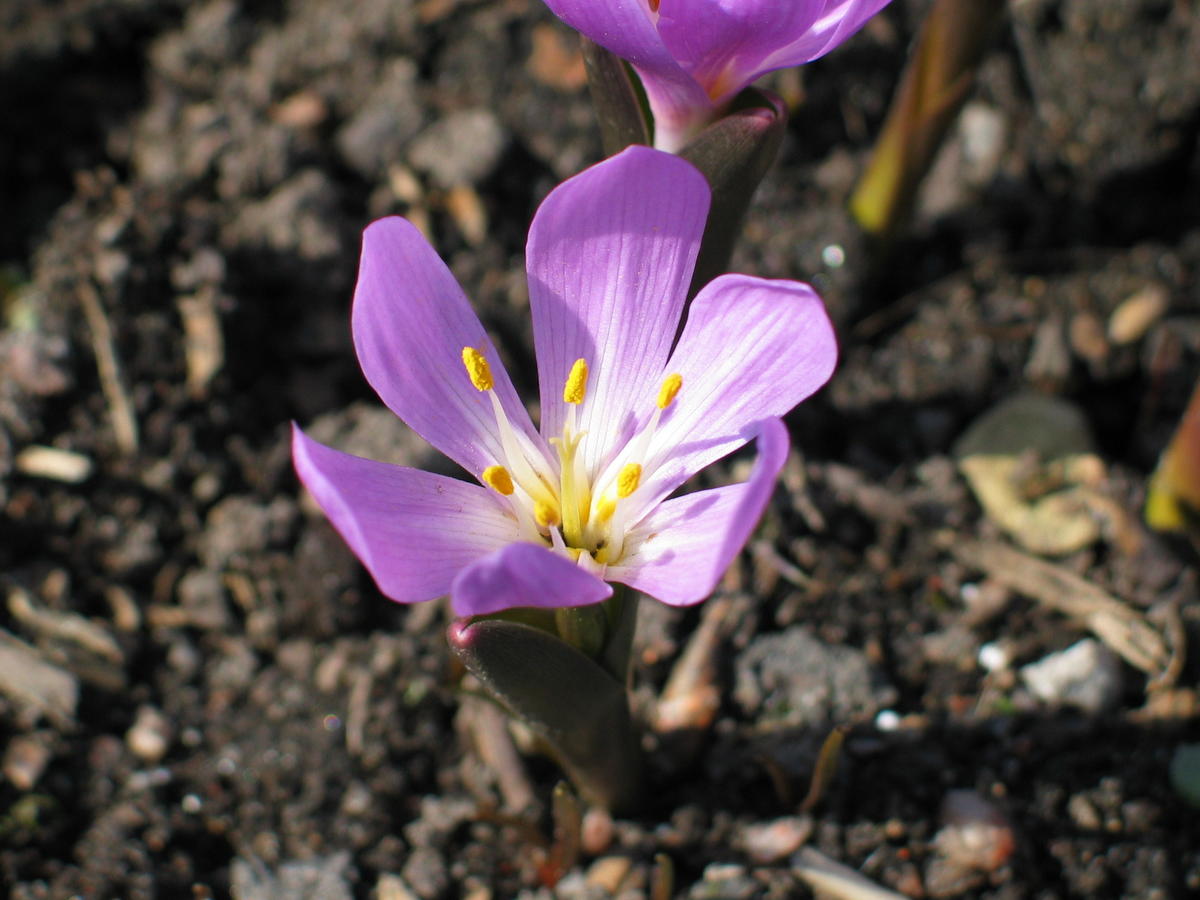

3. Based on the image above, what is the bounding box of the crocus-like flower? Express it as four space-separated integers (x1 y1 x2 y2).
542 0 892 150
293 146 836 617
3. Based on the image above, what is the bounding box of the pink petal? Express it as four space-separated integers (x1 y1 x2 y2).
540 0 669 70
656 0 823 102
608 417 788 605
539 0 712 145
352 217 546 479
657 0 890 106
764 0 893 69
451 542 612 616
638 274 836 508
527 146 709 474
292 425 519 604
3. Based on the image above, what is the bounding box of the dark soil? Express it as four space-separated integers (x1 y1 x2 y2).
2 0 1199 897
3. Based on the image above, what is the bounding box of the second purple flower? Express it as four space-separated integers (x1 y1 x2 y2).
542 0 892 150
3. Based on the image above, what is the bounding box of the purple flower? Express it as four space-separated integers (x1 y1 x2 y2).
542 0 892 150
292 147 836 618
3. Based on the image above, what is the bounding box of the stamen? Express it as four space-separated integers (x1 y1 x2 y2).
486 392 556 506
626 372 683 469
563 358 589 405
462 346 494 391
482 465 514 495
617 463 642 498
596 373 682 508
551 428 589 547
657 373 682 409
648 0 660 11
595 496 617 524
535 500 561 529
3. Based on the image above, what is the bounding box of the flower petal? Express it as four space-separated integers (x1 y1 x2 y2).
638 274 836 507
527 146 709 474
539 0 712 143
765 0 892 69
656 0 890 107
608 417 788 605
540 0 668 70
656 0 821 100
292 424 519 603
352 216 545 479
451 542 613 617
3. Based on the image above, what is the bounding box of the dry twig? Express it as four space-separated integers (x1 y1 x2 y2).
948 537 1170 676
78 278 138 455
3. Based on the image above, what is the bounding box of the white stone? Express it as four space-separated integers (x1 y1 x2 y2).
1019 638 1122 713
977 642 1010 673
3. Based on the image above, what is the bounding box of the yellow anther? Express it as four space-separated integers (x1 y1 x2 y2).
462 346 494 391
595 496 617 524
534 500 561 529
657 373 682 409
482 465 514 496
617 463 642 498
563 358 589 405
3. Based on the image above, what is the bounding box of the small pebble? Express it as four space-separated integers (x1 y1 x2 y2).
106 585 141 632
376 874 420 900
13 445 93 483
934 790 1015 872
1025 316 1070 386
3 734 51 790
692 863 757 900
526 22 588 91
409 110 506 189
270 90 329 128
884 818 906 840
126 705 171 763
977 642 1010 672
586 856 632 893
1069 311 1109 363
739 816 812 864
875 709 901 731
1108 283 1168 345
1019 638 1123 713
1067 794 1103 830
958 102 1006 184
581 807 614 855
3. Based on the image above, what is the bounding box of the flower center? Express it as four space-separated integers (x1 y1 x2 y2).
461 346 682 568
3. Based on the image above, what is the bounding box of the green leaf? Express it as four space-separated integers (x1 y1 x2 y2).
448 619 643 812
680 89 787 298
581 37 652 155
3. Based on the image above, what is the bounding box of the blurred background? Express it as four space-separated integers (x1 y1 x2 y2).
1 0 1198 896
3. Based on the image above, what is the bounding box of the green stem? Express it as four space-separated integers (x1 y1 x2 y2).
555 602 609 659
598 584 639 685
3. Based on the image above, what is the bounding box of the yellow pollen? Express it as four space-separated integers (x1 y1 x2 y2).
563 358 589 405
534 500 561 529
657 373 682 409
461 346 494 391
481 465 514 496
617 463 642 498
595 496 617 523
